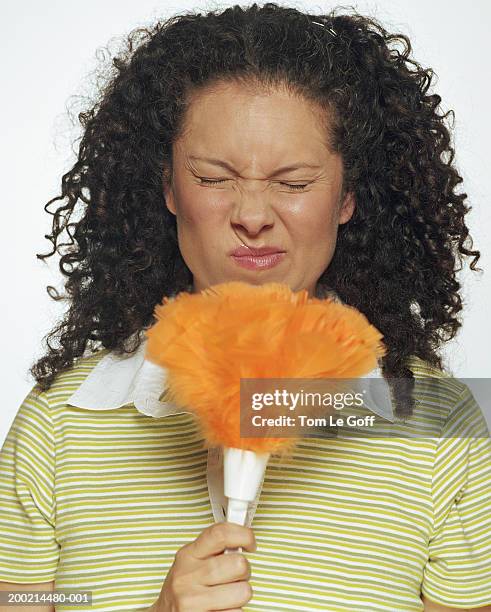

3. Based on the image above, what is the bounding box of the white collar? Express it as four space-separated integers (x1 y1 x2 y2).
66 337 395 422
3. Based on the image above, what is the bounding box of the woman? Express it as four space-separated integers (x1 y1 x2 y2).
0 3 489 611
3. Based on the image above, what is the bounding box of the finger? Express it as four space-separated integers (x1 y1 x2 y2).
191 523 256 560
201 552 251 587
203 581 252 611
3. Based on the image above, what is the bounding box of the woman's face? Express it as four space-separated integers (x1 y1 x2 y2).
164 81 354 296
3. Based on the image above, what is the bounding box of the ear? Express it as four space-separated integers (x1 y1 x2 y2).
163 169 177 216
338 191 355 225
165 186 177 216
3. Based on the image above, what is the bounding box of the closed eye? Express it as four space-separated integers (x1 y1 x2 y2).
281 183 308 191
198 177 308 191
199 178 228 186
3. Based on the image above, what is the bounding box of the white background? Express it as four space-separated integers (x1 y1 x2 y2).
1 0 490 443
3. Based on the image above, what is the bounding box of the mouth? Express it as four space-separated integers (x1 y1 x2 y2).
229 244 287 271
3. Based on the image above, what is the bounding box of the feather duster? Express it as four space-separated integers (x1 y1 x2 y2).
144 281 386 526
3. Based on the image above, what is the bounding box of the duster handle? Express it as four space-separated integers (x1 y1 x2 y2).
226 498 249 526
222 447 270 554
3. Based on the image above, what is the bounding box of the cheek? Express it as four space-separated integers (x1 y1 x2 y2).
174 189 231 263
286 194 339 242
175 183 227 227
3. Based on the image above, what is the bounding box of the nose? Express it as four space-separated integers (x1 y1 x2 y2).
230 188 275 237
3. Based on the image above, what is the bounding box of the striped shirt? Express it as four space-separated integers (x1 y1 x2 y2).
1 347 490 611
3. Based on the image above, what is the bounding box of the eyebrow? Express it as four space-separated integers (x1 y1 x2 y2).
188 156 322 178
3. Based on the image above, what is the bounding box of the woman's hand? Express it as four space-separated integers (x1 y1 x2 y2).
153 521 257 612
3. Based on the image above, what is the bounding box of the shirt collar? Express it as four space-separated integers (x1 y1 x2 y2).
65 337 395 422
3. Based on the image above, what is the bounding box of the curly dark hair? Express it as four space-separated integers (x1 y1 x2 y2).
30 2 482 418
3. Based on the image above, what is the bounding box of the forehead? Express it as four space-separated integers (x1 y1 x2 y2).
176 80 333 161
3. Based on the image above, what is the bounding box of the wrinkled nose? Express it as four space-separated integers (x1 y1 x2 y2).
230 191 275 236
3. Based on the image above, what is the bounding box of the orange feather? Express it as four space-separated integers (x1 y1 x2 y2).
145 281 386 453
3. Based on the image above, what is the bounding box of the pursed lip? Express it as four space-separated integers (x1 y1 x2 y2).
229 245 286 257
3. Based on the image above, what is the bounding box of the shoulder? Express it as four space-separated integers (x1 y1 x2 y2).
403 356 488 437
39 347 111 408
407 354 455 380
406 354 466 396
